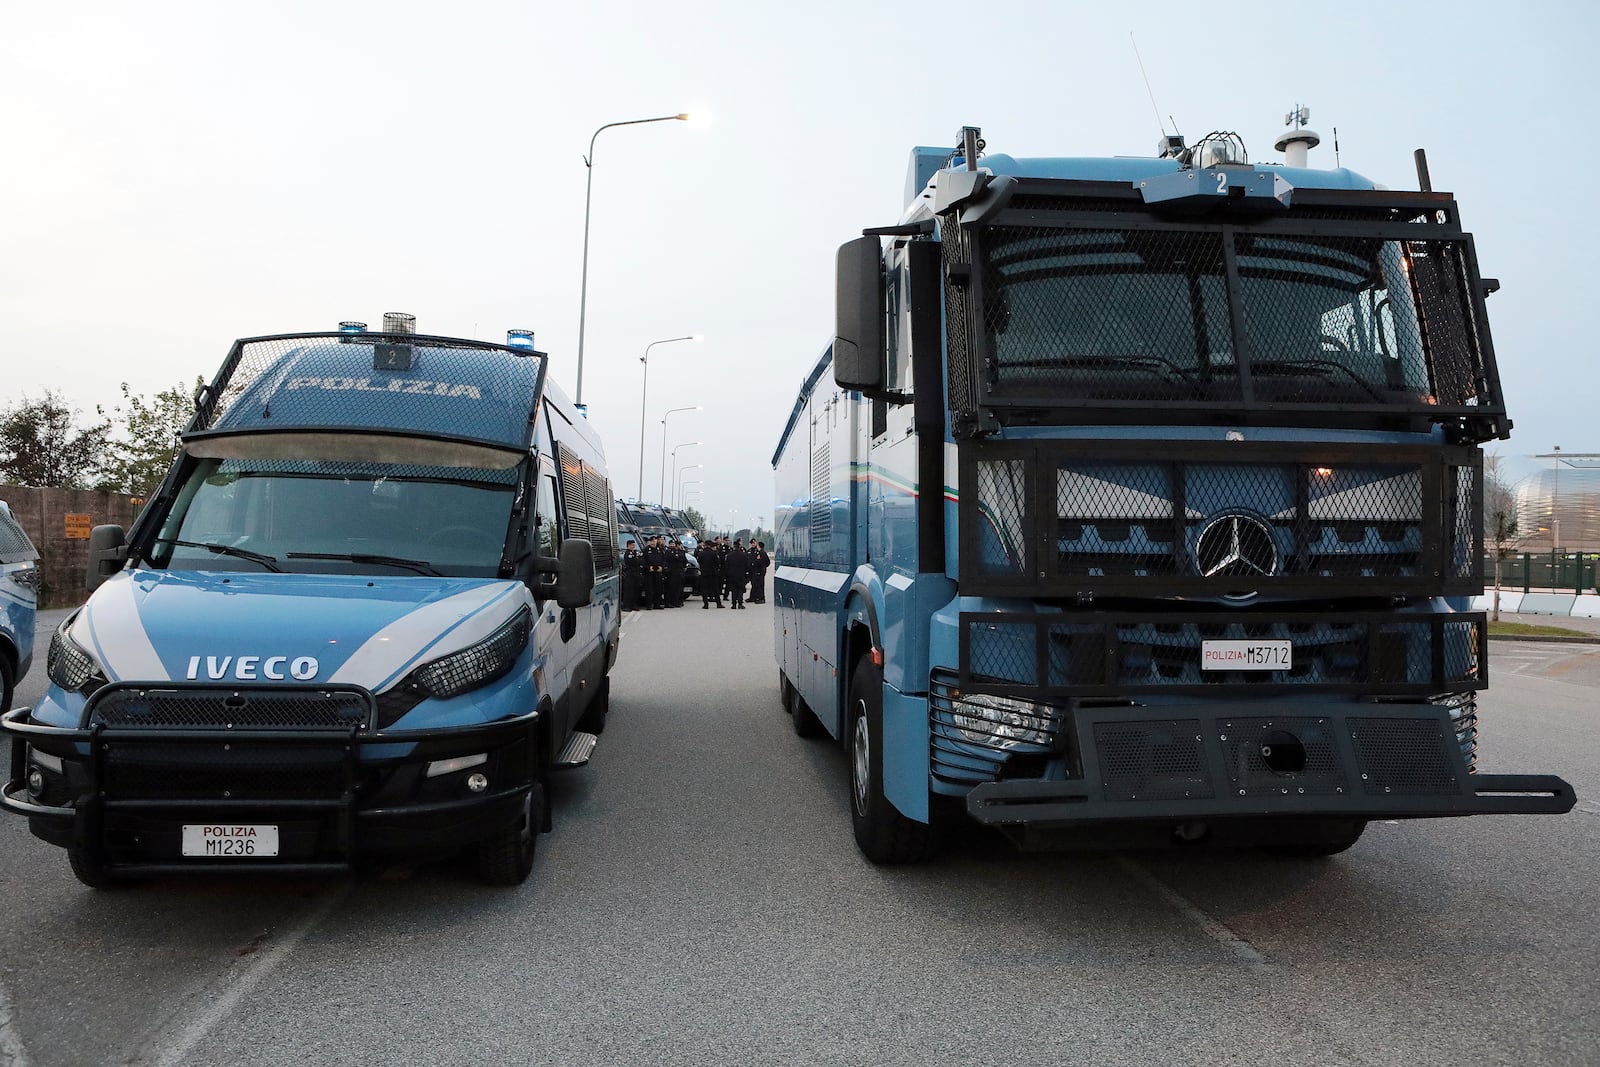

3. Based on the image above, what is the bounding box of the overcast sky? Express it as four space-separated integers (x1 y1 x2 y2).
5 1 1595 520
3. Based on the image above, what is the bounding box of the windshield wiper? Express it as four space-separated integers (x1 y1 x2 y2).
998 354 1205 397
286 552 442 577
1249 359 1388 403
158 538 283 572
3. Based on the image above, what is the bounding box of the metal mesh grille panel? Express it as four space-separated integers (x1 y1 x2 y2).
945 195 1501 427
88 688 371 730
980 226 1236 404
1217 717 1348 796
103 741 348 800
0 509 38 564
190 334 542 451
960 440 1484 596
1094 720 1213 801
1233 231 1430 405
1350 717 1461 796
810 440 831 543
961 611 1485 696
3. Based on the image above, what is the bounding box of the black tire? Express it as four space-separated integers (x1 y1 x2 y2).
779 671 792 714
847 658 937 864
476 781 544 886
0 655 12 715
575 675 609 735
1261 819 1366 858
68 845 133 890
789 680 826 739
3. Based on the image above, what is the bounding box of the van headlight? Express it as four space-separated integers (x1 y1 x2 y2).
951 690 1058 749
412 607 531 700
47 617 106 694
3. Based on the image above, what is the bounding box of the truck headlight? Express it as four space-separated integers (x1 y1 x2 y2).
412 607 531 700
47 617 105 694
951 690 1058 749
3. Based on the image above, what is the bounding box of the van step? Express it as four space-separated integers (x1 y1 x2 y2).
554 731 599 768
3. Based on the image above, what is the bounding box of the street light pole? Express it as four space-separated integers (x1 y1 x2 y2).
638 336 697 499
677 466 702 508
575 112 690 407
659 410 701 502
668 440 701 507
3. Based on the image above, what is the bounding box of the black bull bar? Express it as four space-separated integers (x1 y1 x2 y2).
966 701 1575 832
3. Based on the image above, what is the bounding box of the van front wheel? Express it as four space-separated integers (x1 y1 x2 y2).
476 782 544 886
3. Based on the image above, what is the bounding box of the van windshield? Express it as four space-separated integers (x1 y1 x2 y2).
151 457 521 578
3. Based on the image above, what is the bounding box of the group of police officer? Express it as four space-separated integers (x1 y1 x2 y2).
620 536 770 611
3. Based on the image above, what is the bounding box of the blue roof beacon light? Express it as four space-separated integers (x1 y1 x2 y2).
574 402 589 419
506 329 536 352
339 320 368 333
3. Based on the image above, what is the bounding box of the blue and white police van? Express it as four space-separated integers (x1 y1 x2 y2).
0 500 41 715
2 315 621 886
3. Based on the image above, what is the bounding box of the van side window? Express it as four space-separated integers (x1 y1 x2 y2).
537 473 560 558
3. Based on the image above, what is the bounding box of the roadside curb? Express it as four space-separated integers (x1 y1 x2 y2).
1487 633 1600 645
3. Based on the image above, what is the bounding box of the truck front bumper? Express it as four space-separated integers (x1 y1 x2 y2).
964 701 1575 846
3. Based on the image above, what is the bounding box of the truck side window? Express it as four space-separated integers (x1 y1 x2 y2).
537 473 560 558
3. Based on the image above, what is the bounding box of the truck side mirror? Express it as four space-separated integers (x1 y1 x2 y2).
833 235 886 393
555 538 595 609
86 524 128 592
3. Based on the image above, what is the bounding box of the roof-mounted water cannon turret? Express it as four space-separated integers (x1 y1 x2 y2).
375 311 416 371
1275 105 1321 168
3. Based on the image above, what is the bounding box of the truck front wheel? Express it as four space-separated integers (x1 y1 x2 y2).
847 658 936 865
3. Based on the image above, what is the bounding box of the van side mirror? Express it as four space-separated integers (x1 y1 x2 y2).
833 235 886 393
555 538 595 609
86 524 128 591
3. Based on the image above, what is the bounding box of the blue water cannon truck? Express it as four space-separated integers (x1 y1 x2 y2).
773 123 1575 863
3 314 621 886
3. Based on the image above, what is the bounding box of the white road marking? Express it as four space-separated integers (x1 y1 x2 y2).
141 887 348 1067
0 973 31 1067
1116 856 1268 965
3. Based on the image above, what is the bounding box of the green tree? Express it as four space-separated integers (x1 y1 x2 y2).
1484 455 1521 621
681 506 706 534
99 379 201 498
0 391 111 488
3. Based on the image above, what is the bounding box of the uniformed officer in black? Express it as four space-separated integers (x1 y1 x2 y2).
725 539 750 609
748 541 770 603
643 536 668 609
666 541 687 607
700 535 725 608
621 542 643 610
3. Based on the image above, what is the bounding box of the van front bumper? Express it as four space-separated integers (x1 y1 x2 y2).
2 702 541 877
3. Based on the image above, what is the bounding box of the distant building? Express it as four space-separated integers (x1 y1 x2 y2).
1515 454 1600 552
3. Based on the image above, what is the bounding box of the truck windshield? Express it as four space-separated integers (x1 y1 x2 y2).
982 226 1434 407
150 457 520 578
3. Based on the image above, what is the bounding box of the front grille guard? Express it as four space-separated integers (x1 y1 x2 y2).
1 696 540 874
958 438 1483 599
959 610 1485 699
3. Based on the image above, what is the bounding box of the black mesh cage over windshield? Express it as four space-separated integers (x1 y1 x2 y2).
945 185 1505 441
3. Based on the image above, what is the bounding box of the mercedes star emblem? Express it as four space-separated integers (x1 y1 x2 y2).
1195 513 1278 578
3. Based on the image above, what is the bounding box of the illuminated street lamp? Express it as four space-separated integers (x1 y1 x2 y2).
574 112 690 407
668 440 701 506
637 336 699 498
660 410 702 502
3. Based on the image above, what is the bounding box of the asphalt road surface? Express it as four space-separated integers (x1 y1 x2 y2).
1 605 1596 1066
